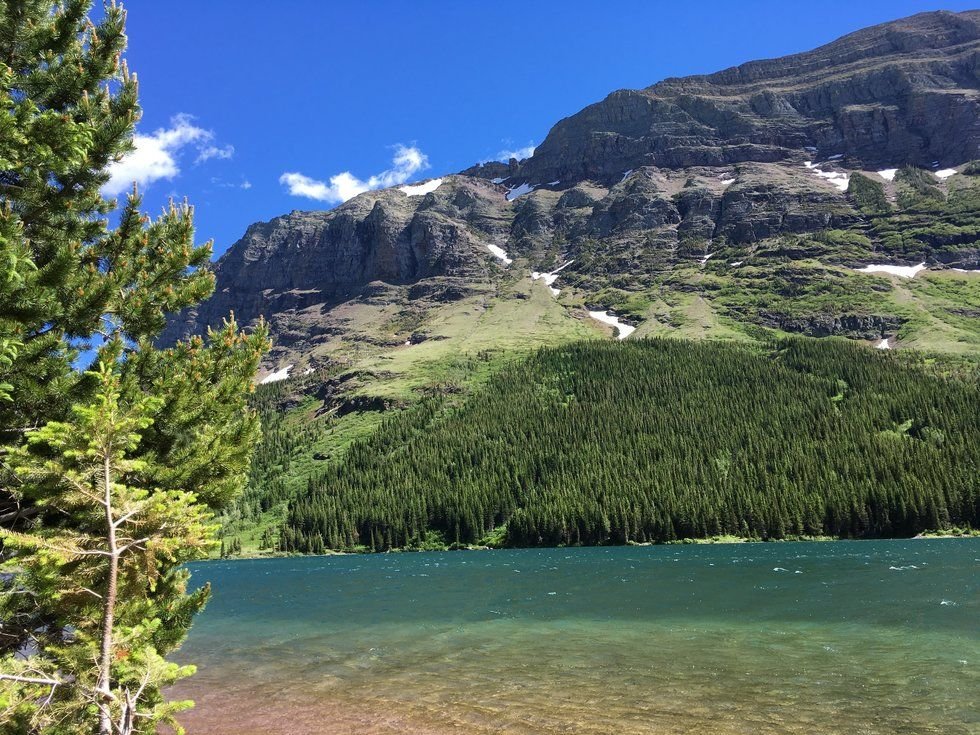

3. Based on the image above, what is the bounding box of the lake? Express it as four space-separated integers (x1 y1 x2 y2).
170 540 978 734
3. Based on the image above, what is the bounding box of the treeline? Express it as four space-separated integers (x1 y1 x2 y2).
218 377 327 535
281 338 979 552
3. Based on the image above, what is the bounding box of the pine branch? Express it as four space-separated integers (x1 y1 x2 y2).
0 672 61 686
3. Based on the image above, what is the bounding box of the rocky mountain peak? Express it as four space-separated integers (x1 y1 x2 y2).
466 10 980 186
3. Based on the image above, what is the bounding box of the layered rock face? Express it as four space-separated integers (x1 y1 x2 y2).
159 177 514 345
164 11 980 355
471 10 980 185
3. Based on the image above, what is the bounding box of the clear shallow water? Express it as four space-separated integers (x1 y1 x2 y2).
170 540 979 734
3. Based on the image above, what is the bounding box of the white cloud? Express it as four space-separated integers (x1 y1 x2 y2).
495 143 536 162
103 114 233 197
210 176 252 190
279 145 429 204
196 143 235 163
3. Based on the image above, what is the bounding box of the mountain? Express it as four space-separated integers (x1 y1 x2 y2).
160 12 980 553
164 10 980 373
469 9 980 183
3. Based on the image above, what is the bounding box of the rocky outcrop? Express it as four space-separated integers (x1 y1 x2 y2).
587 173 681 237
714 182 860 243
159 177 513 344
756 312 905 339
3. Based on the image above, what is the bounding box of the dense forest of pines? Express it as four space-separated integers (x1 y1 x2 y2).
229 379 318 522
214 371 333 553
280 338 978 552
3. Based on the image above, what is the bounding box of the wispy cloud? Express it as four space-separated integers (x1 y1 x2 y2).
495 143 536 162
280 145 429 204
103 114 233 197
210 176 252 190
196 143 235 163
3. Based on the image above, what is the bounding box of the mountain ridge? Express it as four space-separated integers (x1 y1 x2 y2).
470 9 980 184
162 10 980 376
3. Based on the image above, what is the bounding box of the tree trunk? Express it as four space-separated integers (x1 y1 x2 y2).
98 454 119 735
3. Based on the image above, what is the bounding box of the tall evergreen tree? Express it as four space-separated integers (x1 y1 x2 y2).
0 2 269 732
2 364 219 732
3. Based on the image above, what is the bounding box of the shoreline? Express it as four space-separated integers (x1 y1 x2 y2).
210 530 978 563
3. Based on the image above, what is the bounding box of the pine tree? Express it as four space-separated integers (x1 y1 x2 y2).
2 365 218 732
0 0 143 443
0 2 269 733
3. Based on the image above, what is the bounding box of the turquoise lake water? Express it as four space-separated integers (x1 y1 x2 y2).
170 540 979 734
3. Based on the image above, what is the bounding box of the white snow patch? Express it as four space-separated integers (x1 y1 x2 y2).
588 310 636 340
490 177 508 184
877 168 898 181
621 169 633 182
952 268 980 273
720 178 736 187
875 338 891 350
827 153 844 160
399 178 443 197
302 367 315 376
804 161 849 191
259 364 293 384
935 168 957 180
531 260 573 297
546 180 560 186
551 259 575 275
506 182 534 201
730 260 743 266
537 281 560 296
486 243 513 265
699 252 713 266
856 262 927 278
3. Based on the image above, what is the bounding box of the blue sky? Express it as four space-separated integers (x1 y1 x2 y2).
115 0 978 258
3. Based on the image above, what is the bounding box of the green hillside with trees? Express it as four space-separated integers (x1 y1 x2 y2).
280 338 978 552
